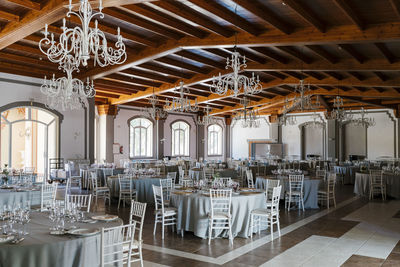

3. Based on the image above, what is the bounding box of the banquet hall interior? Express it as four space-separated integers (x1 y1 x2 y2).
0 0 400 266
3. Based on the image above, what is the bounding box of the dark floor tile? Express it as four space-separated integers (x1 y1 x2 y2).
342 255 384 267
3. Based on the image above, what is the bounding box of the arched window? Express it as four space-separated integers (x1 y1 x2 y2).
208 124 223 156
0 105 59 176
129 118 153 158
171 121 189 156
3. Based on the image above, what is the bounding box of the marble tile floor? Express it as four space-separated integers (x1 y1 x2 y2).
63 185 400 266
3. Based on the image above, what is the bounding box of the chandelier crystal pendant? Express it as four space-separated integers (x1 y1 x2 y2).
351 108 375 127
164 81 199 113
284 79 319 113
39 0 127 68
197 105 218 125
210 51 262 97
143 94 168 120
301 113 324 129
233 97 261 128
41 68 95 112
278 113 297 126
325 95 353 122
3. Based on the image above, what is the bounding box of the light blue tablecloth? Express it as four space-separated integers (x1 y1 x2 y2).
0 189 41 207
354 172 400 198
255 176 321 209
170 191 266 238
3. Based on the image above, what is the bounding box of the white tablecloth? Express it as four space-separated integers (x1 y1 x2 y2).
354 172 400 198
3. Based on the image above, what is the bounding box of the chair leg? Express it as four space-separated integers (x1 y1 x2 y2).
301 197 305 212
153 215 157 236
162 217 165 240
118 196 121 210
270 217 273 240
276 216 281 237
228 219 233 245
139 244 144 267
249 214 253 238
208 219 212 245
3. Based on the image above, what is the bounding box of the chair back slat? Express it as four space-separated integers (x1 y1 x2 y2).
246 170 255 188
67 194 92 212
270 185 282 213
288 174 304 193
209 189 232 216
152 185 164 213
41 183 57 211
265 179 280 201
129 200 147 243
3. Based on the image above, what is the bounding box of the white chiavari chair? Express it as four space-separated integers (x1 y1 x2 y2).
100 222 137 267
265 179 281 207
316 169 326 180
167 172 177 185
369 171 386 200
41 182 58 211
152 185 177 239
160 178 174 206
203 168 214 180
285 174 305 211
318 172 336 209
66 194 92 212
90 171 111 206
208 189 233 245
118 175 137 209
127 200 147 267
249 185 282 239
246 170 255 188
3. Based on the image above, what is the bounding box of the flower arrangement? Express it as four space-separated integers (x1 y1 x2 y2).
1 164 9 184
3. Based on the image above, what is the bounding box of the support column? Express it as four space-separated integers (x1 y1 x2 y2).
225 116 232 160
326 118 339 162
197 124 205 161
88 98 95 163
157 118 165 160
97 105 117 163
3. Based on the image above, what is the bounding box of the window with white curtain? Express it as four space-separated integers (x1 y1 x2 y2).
171 121 189 156
129 118 153 158
208 124 222 156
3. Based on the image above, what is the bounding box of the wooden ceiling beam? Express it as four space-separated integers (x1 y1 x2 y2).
203 48 231 60
347 71 366 81
374 43 396 64
95 79 146 91
119 68 177 84
341 96 392 109
374 71 389 82
139 62 193 79
282 0 325 32
96 91 120 99
95 86 138 95
0 10 20 22
263 71 288 80
333 0 364 30
319 96 331 111
232 0 292 34
323 71 345 80
390 0 400 18
104 7 183 40
175 50 226 69
156 56 210 74
250 47 289 64
338 44 366 64
303 71 326 80
6 0 41 10
226 47 267 64
105 73 161 87
122 4 208 39
275 46 313 64
305 45 338 64
0 51 53 68
151 0 235 37
82 22 400 80
187 0 263 36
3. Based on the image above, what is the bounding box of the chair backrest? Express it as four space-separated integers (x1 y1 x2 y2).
67 194 92 212
288 174 304 193
265 179 281 201
41 183 57 211
101 223 137 267
152 185 164 213
327 172 336 193
90 170 102 191
316 169 326 179
370 170 382 176
246 170 254 188
119 177 133 193
167 172 177 182
181 179 193 187
270 185 282 214
25 167 35 174
370 172 384 185
209 189 232 217
129 200 147 242
160 178 173 201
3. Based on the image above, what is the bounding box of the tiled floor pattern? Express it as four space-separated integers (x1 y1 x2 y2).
66 184 400 267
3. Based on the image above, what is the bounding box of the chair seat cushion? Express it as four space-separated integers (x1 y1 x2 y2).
155 207 177 215
251 208 277 216
208 212 231 219
123 239 140 250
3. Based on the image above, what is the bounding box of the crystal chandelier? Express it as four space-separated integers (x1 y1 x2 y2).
351 108 375 127
325 95 353 121
278 113 297 126
143 94 168 120
164 81 199 113
284 79 319 113
197 105 218 125
41 60 95 111
233 97 260 128
39 0 127 68
210 51 262 97
301 113 324 128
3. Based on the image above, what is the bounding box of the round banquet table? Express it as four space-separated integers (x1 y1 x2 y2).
107 176 164 203
255 176 322 209
0 188 41 208
354 172 400 198
0 211 122 267
170 190 267 239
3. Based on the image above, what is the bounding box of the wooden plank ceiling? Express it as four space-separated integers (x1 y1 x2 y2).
1 0 400 117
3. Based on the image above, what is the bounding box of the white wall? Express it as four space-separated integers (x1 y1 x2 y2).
231 116 270 159
0 73 87 160
366 110 396 159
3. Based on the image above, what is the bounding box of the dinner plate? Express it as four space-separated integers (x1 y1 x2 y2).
49 230 65 235
68 228 99 236
0 234 14 243
91 214 118 222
